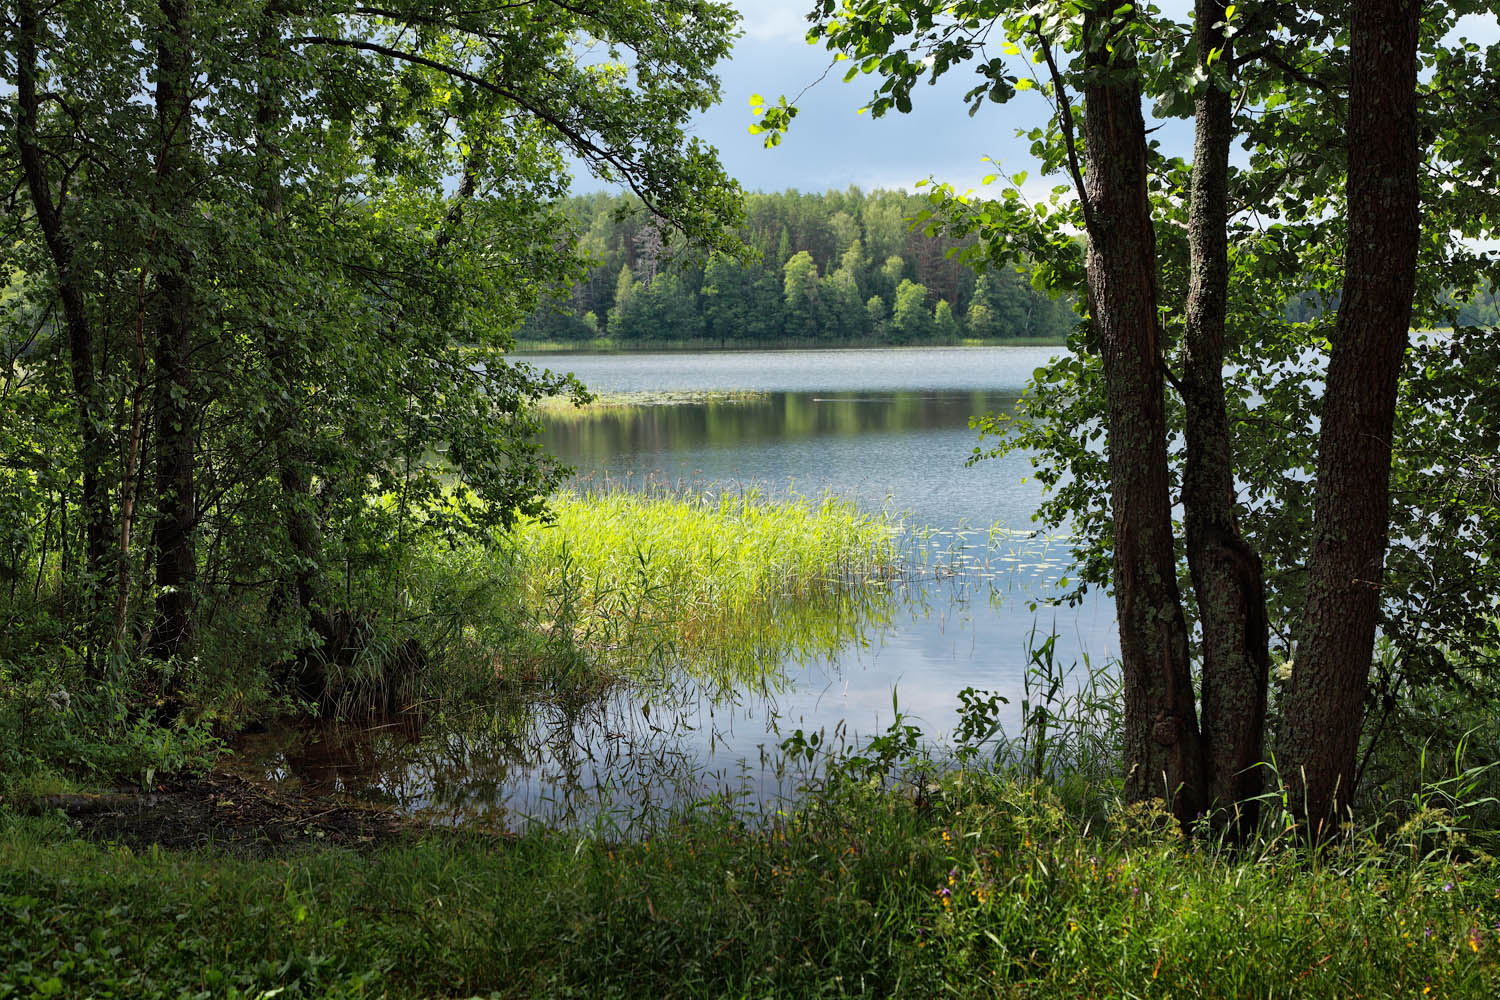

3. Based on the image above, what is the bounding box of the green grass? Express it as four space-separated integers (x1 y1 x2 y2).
383 484 901 721
533 389 771 418
4 770 1497 998
508 487 899 683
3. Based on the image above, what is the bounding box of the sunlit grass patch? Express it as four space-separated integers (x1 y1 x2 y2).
404 484 902 713
510 486 900 683
4 768 1498 998
533 388 770 418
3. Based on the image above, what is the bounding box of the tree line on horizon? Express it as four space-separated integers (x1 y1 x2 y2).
514 189 1078 345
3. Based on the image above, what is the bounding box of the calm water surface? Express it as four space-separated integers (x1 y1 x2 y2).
238 347 1118 825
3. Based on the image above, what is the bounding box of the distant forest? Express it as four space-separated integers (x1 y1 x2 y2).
514 189 1078 346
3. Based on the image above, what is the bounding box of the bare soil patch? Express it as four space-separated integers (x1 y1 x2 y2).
24 770 432 857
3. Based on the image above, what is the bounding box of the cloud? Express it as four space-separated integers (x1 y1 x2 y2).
736 1 816 43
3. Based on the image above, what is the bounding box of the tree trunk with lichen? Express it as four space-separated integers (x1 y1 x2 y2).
1277 0 1421 837
1180 0 1269 830
1079 8 1205 824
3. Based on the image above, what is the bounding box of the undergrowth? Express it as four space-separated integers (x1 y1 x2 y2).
3 753 1498 998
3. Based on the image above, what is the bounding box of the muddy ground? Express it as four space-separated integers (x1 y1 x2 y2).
22 770 451 857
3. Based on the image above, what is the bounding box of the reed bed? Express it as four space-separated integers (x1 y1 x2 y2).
533 389 770 419
401 483 902 714
504 486 899 678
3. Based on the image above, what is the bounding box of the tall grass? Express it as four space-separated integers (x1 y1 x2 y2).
4 753 1497 998
508 486 898 683
381 484 901 720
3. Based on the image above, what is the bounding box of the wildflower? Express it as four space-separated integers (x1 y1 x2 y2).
942 829 951 844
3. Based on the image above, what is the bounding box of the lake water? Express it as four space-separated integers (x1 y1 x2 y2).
236 347 1119 826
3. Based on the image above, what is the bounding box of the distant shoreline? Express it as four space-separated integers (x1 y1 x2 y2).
506 335 1070 355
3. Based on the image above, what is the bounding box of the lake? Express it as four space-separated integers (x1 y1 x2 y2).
236 346 1118 826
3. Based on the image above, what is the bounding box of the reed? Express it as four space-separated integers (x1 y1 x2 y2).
511 486 899 681
395 483 901 719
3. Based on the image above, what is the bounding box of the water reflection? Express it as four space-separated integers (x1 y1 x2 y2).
231 530 1094 830
233 348 1118 829
545 390 1022 462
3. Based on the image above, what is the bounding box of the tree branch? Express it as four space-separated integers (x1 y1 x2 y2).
1033 18 1096 236
291 33 681 225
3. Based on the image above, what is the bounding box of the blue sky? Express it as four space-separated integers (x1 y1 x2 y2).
575 1 1500 208
680 1 1073 196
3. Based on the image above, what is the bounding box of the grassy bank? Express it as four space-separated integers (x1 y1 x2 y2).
507 336 1069 354
4 767 1498 998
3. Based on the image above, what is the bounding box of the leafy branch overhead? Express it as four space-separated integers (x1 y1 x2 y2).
0 0 746 700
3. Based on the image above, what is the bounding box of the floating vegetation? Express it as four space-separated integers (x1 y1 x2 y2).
535 389 771 419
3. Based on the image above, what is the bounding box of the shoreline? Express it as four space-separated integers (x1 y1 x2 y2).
505 335 1070 355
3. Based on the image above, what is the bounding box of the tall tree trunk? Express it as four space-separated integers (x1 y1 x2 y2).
1180 0 1269 826
146 0 198 667
1277 0 1421 835
254 2 332 642
1077 6 1205 822
14 2 113 648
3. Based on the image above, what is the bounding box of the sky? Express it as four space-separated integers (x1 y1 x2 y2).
573 1 1500 206
669 0 1071 197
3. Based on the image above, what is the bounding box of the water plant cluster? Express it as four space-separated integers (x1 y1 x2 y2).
0 485 900 793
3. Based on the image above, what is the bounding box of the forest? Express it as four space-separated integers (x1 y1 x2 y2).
513 189 1079 346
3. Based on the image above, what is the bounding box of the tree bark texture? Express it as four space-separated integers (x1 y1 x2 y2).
147 0 199 665
1080 8 1205 822
1180 0 1269 826
1276 0 1421 834
14 2 113 632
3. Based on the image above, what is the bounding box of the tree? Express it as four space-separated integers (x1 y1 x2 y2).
933 299 961 342
783 250 821 339
877 254 907 303
3 0 742 707
766 0 1454 830
865 294 888 339
1276 0 1422 831
610 264 640 336
888 279 934 344
820 265 867 339
702 252 759 344
964 297 997 340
